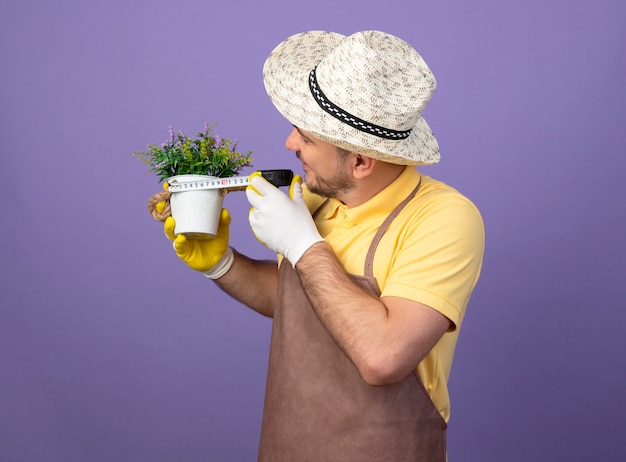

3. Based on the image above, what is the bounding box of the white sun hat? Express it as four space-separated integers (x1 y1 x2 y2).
263 30 440 165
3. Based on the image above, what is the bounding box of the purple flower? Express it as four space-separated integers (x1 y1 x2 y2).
232 139 238 151
168 125 175 143
215 135 222 148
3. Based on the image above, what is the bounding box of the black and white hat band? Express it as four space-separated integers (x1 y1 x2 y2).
308 66 412 141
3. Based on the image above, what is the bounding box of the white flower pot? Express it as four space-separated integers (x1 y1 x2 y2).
167 174 224 238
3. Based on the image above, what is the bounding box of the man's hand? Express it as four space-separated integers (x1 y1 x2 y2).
164 208 234 279
246 172 324 266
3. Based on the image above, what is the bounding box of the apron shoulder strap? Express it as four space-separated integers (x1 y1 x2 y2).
309 178 422 280
364 179 421 278
312 199 330 219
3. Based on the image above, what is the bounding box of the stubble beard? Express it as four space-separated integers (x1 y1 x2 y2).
305 150 354 198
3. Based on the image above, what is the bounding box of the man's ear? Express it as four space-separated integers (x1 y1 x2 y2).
352 154 376 179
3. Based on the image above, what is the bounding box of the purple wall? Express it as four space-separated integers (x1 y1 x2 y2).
2 1 625 460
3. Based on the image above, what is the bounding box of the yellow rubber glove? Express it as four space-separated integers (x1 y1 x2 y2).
155 184 167 214
164 208 234 279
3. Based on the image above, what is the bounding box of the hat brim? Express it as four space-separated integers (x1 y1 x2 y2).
263 31 440 165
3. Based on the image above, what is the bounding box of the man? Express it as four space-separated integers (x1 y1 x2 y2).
163 31 484 461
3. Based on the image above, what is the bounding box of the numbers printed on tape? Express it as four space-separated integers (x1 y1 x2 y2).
168 175 251 192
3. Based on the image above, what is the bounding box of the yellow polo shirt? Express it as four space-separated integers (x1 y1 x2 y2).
302 166 485 421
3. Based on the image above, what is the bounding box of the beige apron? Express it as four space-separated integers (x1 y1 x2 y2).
258 183 447 461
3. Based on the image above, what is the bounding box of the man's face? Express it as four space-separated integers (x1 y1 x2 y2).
285 126 354 198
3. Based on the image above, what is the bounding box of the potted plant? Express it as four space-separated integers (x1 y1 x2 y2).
134 122 253 238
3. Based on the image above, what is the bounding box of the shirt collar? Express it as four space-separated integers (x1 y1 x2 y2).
319 166 421 225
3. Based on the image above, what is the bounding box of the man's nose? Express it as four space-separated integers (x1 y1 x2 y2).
285 127 299 151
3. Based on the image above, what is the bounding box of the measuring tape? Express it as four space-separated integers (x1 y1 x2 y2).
167 169 294 192
168 175 250 192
